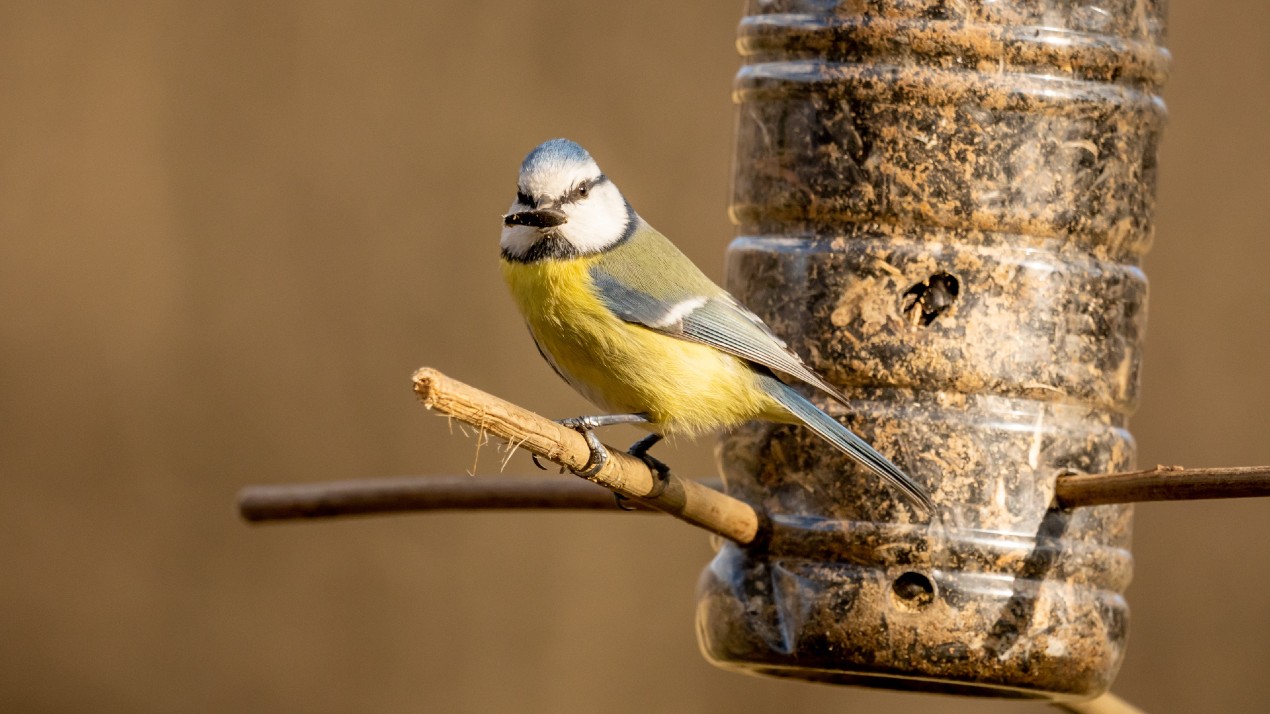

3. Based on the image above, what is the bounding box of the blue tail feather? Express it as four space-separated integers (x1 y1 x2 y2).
758 374 935 514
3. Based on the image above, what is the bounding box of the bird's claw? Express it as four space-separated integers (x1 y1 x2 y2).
624 433 669 493
631 450 670 478
625 435 670 498
553 416 668 493
633 451 670 498
556 419 610 478
606 449 670 509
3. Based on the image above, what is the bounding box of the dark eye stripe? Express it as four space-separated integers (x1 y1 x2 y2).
565 175 606 203
516 190 534 207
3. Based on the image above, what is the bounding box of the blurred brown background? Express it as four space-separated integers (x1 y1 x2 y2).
2 2 1267 712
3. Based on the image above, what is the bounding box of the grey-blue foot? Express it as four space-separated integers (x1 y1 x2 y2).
627 433 669 479
552 413 651 478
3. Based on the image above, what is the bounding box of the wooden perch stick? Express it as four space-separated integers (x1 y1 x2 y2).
408 367 761 544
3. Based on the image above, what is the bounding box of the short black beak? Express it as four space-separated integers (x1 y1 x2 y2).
503 207 568 229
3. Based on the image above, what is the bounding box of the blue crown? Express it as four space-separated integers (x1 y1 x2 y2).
521 138 592 174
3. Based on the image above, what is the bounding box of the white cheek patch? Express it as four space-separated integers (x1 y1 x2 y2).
650 296 709 328
556 182 630 254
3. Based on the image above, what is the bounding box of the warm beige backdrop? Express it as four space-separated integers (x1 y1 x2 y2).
2 2 1268 712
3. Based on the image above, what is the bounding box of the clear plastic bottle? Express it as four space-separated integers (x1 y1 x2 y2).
696 0 1168 699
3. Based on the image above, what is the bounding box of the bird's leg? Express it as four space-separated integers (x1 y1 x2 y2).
556 413 652 430
622 432 670 503
627 433 668 477
607 431 671 509
549 413 651 478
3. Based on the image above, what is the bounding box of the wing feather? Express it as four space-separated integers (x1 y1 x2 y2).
678 297 849 404
590 266 847 404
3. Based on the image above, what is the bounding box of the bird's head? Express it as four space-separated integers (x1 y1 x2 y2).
500 139 634 261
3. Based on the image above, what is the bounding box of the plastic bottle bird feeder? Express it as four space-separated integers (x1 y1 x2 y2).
696 0 1167 699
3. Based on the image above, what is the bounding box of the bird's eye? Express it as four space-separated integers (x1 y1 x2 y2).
516 190 534 207
576 183 589 198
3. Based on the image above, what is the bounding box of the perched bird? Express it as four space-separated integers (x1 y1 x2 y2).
499 138 933 513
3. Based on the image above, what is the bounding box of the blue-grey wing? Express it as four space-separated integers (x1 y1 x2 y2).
590 267 848 404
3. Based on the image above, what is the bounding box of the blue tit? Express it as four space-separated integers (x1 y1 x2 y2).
499 138 933 514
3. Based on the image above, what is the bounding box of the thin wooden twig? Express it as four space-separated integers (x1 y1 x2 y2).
238 475 670 520
408 368 761 544
1055 465 1270 508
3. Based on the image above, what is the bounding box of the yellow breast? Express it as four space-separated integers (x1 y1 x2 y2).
500 257 777 435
